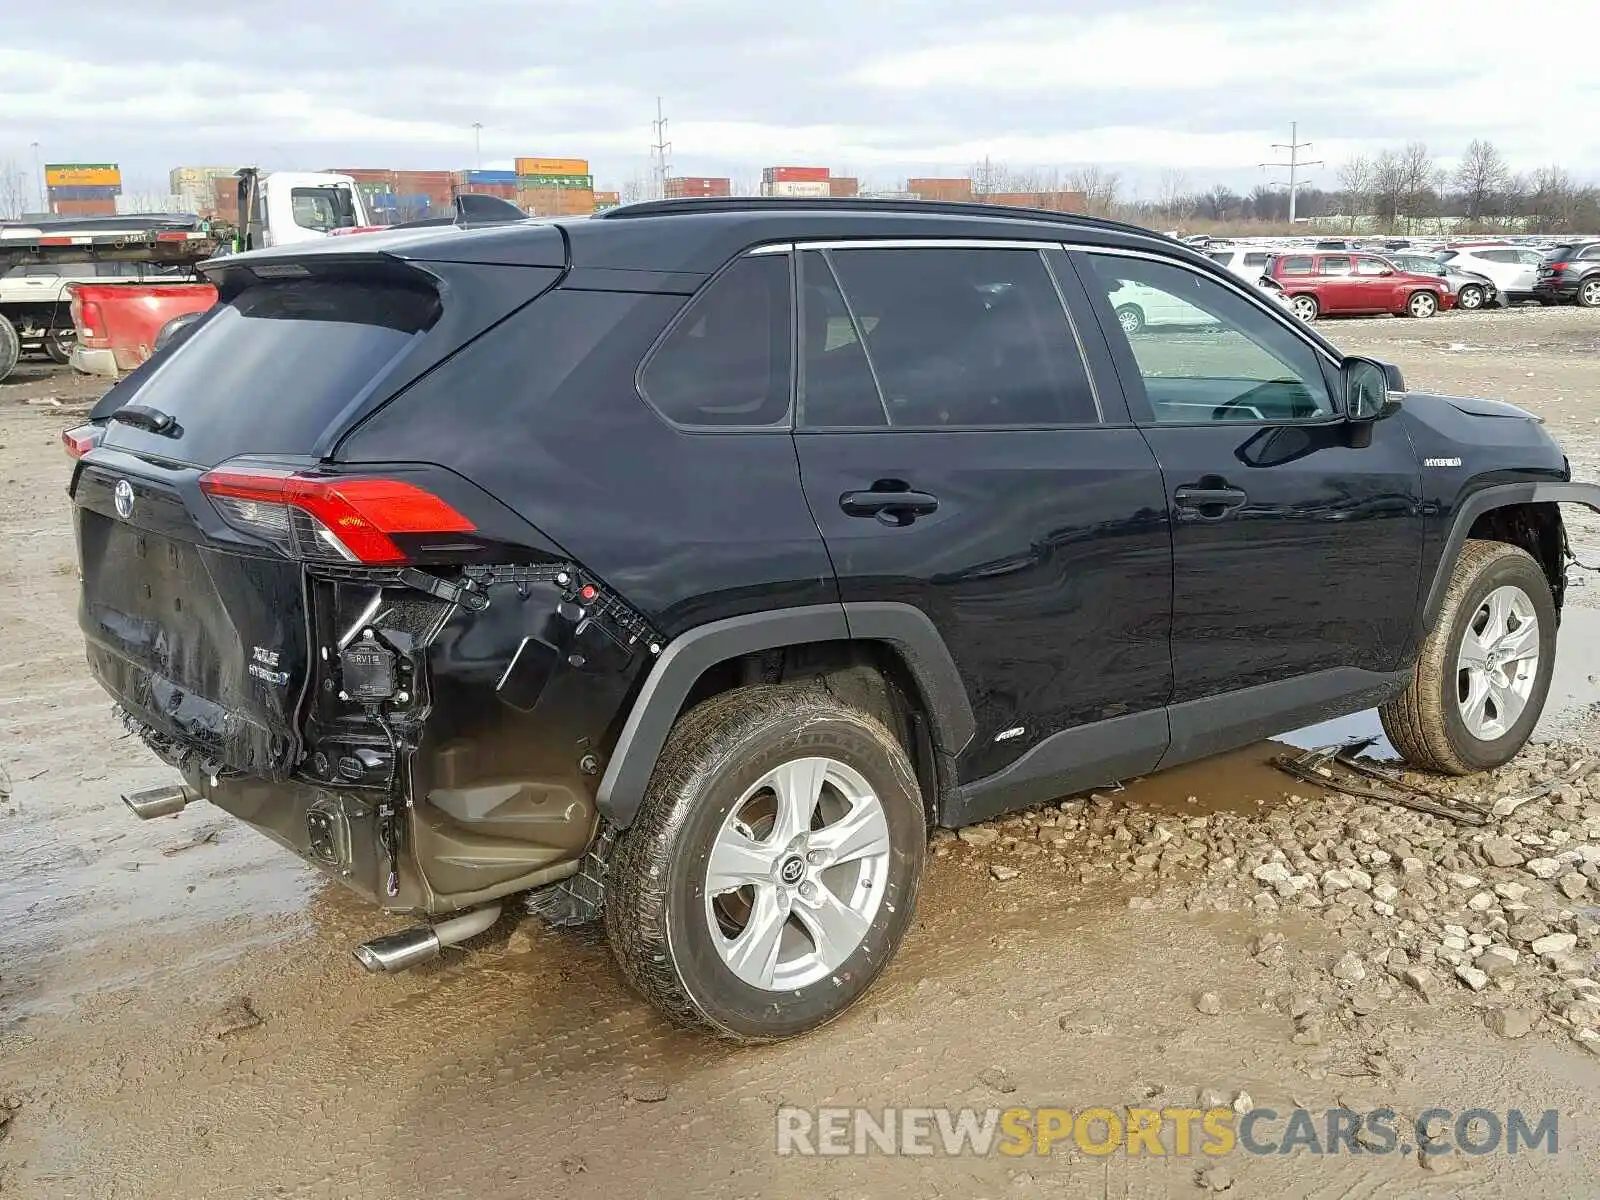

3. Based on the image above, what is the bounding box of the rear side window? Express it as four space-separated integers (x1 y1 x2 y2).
1277 256 1313 275
102 276 440 467
817 246 1099 427
639 254 792 428
1319 256 1353 276
1244 253 1269 268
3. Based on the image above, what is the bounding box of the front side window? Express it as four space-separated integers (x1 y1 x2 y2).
640 254 792 428
1083 253 1334 425
289 187 356 233
1355 257 1391 276
812 246 1099 427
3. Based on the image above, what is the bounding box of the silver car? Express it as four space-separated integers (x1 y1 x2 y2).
1388 253 1497 312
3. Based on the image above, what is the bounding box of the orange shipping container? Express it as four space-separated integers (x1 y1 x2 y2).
51 198 118 217
763 166 829 183
516 157 589 177
828 177 859 197
517 187 596 217
909 177 973 202
982 191 1086 212
594 190 621 207
45 163 121 188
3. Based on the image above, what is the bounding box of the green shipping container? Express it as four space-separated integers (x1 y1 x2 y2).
516 174 594 190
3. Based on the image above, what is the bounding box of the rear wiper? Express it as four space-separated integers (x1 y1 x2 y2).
109 405 179 437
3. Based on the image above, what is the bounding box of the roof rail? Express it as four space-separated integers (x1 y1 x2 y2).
592 196 1168 242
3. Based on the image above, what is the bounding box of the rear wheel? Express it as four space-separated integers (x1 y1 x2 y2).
1456 284 1485 311
43 325 74 365
1381 540 1556 774
1407 291 1439 318
1290 294 1319 321
605 683 926 1041
1115 303 1146 335
1580 279 1600 308
0 314 19 383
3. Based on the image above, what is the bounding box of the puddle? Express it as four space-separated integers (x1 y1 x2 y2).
1115 742 1304 817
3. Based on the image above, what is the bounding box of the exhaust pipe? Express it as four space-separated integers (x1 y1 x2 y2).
123 783 199 820
354 903 502 974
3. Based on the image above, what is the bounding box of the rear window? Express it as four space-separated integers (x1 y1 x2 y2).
101 276 441 466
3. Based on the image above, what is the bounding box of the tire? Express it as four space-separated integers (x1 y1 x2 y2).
1290 294 1319 322
1381 540 1557 775
1456 284 1485 311
605 683 926 1042
0 314 19 383
1115 303 1145 335
1407 291 1439 319
1579 278 1600 309
43 325 74 365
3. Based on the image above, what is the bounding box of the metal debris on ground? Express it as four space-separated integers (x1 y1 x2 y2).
160 825 223 856
1272 743 1493 826
1491 758 1595 817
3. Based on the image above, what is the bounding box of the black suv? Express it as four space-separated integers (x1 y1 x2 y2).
66 199 1600 1041
1534 242 1600 307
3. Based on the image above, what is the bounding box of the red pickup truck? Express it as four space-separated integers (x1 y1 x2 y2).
1268 252 1453 321
68 282 217 377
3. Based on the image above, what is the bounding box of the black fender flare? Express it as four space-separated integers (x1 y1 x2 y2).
595 602 974 827
1422 481 1600 632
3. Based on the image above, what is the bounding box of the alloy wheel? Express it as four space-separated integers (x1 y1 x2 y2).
1410 293 1438 318
704 756 890 990
1290 295 1317 321
1457 286 1483 310
1456 584 1540 741
1581 280 1600 308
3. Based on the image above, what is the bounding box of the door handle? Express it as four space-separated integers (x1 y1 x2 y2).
840 487 940 525
1174 484 1248 519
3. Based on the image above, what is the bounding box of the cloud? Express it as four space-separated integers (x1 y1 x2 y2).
0 0 1594 201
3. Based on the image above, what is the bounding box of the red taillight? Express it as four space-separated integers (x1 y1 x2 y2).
62 425 102 459
77 299 106 345
198 468 475 564
1549 262 1568 273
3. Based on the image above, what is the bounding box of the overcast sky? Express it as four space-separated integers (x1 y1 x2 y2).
2 0 1595 202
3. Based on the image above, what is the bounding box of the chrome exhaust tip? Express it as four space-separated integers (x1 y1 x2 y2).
353 903 502 974
122 783 199 820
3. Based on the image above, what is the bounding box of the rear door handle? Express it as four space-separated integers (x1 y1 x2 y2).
840 488 940 525
1174 484 1248 519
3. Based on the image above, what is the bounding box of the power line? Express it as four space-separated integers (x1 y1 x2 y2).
650 97 672 200
1259 122 1323 223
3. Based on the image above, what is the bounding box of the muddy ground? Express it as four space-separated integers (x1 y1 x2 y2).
4 309 1600 1199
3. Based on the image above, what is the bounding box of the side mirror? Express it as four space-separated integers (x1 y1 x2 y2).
1344 357 1393 422
1379 267 1395 276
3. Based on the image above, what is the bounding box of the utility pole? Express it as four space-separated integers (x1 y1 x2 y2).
650 97 672 200
31 141 44 214
1259 122 1323 224
472 123 483 171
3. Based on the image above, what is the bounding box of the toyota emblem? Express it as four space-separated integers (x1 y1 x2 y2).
113 479 134 519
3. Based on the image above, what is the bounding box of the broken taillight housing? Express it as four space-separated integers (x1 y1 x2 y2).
198 467 475 564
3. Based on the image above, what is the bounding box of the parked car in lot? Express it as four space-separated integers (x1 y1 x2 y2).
0 260 194 366
63 197 1600 1041
1111 273 1294 331
1387 253 1497 311
67 281 217 377
1267 251 1454 320
1206 246 1275 283
1437 246 1545 305
1533 242 1600 307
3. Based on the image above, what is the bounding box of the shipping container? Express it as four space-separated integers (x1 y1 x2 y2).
762 166 830 183
762 180 832 198
460 169 518 185
828 177 860 197
517 187 596 217
909 177 974 202
981 191 1086 212
594 190 622 210
515 173 594 190
515 157 590 177
45 163 121 188
859 190 918 201
48 184 123 202
666 176 732 198
50 198 118 217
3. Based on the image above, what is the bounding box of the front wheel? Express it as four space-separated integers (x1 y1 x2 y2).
1290 294 1319 321
1381 540 1556 774
1407 291 1439 318
1579 279 1600 308
1456 284 1485 311
605 684 926 1041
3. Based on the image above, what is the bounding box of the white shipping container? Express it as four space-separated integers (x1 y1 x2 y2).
763 180 832 198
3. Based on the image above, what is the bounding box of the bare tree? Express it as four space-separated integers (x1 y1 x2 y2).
0 158 29 220
1157 169 1191 221
1336 155 1373 232
1067 165 1122 217
1396 142 1440 228
619 171 655 206
1453 139 1510 225
1527 166 1583 231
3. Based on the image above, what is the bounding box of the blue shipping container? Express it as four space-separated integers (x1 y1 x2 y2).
464 169 517 184
47 184 123 201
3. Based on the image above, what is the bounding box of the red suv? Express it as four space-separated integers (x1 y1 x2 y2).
1268 252 1454 321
